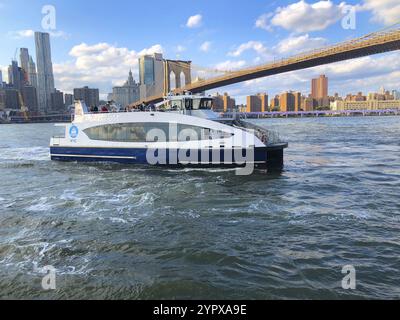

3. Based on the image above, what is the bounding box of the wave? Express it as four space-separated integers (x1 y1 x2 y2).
0 147 49 162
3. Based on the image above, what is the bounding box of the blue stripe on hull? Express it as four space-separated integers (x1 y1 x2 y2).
50 147 268 166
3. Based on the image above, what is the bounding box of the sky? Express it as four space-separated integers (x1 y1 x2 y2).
0 0 400 103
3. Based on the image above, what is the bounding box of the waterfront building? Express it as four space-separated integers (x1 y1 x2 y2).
8 61 25 91
280 92 296 112
270 95 280 111
311 75 329 108
0 89 5 110
21 85 38 113
19 48 30 82
110 70 140 107
35 32 55 114
4 89 20 109
28 56 38 88
293 92 301 112
0 70 2 88
331 99 400 111
213 92 235 112
311 75 328 100
74 86 99 107
51 90 65 112
392 90 400 100
246 93 269 112
139 53 165 101
302 96 315 111
64 94 73 107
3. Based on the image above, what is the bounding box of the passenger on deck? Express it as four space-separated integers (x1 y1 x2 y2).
93 106 99 113
101 105 109 113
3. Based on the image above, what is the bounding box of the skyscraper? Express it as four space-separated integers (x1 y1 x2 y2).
311 75 328 99
0 70 3 87
139 53 164 101
20 48 30 82
35 32 55 113
8 61 24 91
28 56 38 88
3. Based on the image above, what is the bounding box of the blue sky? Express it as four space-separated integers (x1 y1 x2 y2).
1 0 400 102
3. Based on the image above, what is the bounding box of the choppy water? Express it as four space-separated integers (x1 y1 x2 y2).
0 116 399 300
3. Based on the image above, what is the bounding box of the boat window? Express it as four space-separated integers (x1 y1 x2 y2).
83 123 234 142
192 98 213 110
184 99 193 110
52 125 66 138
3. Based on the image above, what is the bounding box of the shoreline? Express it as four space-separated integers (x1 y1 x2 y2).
1 111 399 125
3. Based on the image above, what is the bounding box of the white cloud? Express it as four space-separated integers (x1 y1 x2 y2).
9 29 69 39
54 43 163 95
229 41 270 58
227 35 325 62
186 14 203 28
175 45 186 53
215 60 247 71
10 29 34 39
255 13 273 31
200 41 212 52
49 30 70 39
363 0 400 26
213 52 400 101
256 0 347 33
275 34 327 55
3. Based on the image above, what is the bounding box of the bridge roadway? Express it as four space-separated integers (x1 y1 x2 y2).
132 26 400 107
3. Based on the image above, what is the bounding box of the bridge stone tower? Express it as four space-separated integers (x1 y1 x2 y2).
164 60 192 95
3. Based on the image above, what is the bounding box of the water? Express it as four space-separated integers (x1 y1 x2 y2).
0 116 399 300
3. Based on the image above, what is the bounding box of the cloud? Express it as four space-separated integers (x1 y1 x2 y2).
215 52 400 101
227 35 326 62
9 29 69 39
9 29 35 39
175 45 186 53
200 41 211 52
186 14 203 28
48 30 70 39
363 0 400 26
215 60 247 71
255 13 273 31
274 34 327 55
229 41 270 58
256 0 347 33
54 43 163 95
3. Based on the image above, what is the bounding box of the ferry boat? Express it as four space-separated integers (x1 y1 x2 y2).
50 94 288 171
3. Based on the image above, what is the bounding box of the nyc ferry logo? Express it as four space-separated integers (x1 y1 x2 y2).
69 126 79 139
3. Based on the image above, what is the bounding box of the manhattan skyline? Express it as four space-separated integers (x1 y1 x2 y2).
0 0 400 102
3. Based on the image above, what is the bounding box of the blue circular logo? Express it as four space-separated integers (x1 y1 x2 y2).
69 126 79 139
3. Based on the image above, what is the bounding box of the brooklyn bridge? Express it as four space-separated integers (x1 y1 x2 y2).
132 24 400 107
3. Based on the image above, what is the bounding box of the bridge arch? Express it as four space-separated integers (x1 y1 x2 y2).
164 60 192 94
169 71 177 91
